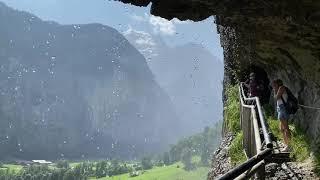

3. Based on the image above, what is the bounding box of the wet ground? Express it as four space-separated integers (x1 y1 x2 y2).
207 135 319 180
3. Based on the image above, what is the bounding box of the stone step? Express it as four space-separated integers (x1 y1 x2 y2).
266 152 293 164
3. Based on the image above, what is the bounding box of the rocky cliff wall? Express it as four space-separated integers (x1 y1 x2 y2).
119 0 320 144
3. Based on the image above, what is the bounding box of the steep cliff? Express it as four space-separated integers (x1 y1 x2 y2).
119 0 320 146
124 29 223 135
0 2 182 160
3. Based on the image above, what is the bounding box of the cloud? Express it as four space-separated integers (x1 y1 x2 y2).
129 14 190 36
135 37 156 46
149 15 176 36
172 18 190 24
130 14 147 22
123 26 156 47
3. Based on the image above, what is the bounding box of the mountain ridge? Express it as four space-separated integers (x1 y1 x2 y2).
124 29 223 135
0 1 182 160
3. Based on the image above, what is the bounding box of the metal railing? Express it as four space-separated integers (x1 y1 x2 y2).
218 83 273 180
239 83 273 149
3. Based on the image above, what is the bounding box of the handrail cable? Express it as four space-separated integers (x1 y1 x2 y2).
298 104 320 110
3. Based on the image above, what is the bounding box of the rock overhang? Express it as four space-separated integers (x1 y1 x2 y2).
118 0 320 143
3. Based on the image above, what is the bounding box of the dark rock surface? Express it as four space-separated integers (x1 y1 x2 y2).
264 140 319 180
207 133 233 180
263 161 319 180
207 134 319 180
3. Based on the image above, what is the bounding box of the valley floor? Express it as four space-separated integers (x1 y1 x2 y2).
93 162 209 180
0 161 209 180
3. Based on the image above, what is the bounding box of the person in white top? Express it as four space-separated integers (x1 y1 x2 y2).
272 79 291 152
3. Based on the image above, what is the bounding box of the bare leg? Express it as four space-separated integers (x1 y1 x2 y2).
280 119 291 145
279 122 285 145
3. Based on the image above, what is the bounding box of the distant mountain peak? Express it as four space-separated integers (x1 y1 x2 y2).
125 27 223 135
124 28 168 61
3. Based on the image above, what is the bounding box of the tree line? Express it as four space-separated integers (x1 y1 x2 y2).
0 159 137 180
156 122 222 170
0 122 222 179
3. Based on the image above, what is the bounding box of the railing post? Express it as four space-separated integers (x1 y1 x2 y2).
250 112 255 158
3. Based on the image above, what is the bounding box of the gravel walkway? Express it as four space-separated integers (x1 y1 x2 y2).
207 136 319 180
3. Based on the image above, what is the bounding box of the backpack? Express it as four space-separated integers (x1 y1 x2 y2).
281 86 299 114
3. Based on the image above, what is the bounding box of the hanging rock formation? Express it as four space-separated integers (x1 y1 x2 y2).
119 0 320 146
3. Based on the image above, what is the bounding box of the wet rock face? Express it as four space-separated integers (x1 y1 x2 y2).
119 0 320 143
207 133 233 180
218 14 320 142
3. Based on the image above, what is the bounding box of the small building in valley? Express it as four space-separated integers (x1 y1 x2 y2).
32 160 52 165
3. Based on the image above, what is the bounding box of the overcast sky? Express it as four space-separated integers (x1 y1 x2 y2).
1 0 223 60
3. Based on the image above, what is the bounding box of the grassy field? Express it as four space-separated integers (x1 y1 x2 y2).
0 157 210 180
70 162 82 168
93 162 209 180
0 164 23 173
0 162 209 180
